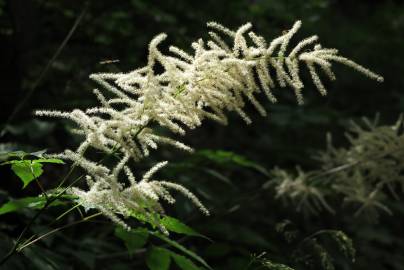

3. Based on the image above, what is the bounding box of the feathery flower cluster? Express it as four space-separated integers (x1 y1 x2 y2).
270 116 404 219
36 21 383 230
271 166 335 214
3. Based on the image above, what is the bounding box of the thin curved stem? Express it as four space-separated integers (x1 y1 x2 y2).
16 212 102 252
0 1 90 138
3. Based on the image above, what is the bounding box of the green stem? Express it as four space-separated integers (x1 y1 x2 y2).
56 203 82 221
16 212 102 252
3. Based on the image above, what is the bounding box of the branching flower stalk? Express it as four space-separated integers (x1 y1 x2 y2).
36 21 383 231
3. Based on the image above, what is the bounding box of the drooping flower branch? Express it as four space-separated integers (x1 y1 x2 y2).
35 21 383 231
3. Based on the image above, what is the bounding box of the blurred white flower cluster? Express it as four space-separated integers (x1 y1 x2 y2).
36 21 382 230
271 115 404 219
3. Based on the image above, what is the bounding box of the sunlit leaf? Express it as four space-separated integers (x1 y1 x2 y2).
160 216 206 239
11 161 43 188
130 213 208 239
2 158 64 188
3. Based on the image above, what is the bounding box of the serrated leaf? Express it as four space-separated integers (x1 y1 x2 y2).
150 232 213 270
161 216 206 239
114 227 149 256
0 196 65 215
11 161 43 188
171 252 201 270
146 246 171 270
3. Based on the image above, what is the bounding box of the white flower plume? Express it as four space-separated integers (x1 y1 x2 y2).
36 21 383 231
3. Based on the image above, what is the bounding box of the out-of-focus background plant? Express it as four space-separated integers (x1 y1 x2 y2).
1 0 403 269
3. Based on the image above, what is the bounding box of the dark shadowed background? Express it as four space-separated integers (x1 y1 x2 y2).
1 0 404 269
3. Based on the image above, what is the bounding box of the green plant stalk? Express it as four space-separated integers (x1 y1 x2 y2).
16 212 102 252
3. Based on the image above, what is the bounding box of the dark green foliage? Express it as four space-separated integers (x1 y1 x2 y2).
146 246 171 270
0 196 64 215
115 227 149 256
1 0 403 269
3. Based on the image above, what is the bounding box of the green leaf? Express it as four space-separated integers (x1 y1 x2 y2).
2 158 64 188
197 150 269 176
171 252 201 270
161 216 206 239
114 227 149 256
2 151 27 159
11 160 43 188
130 213 209 240
0 196 65 215
0 197 45 215
150 232 213 270
146 246 171 270
130 211 153 224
